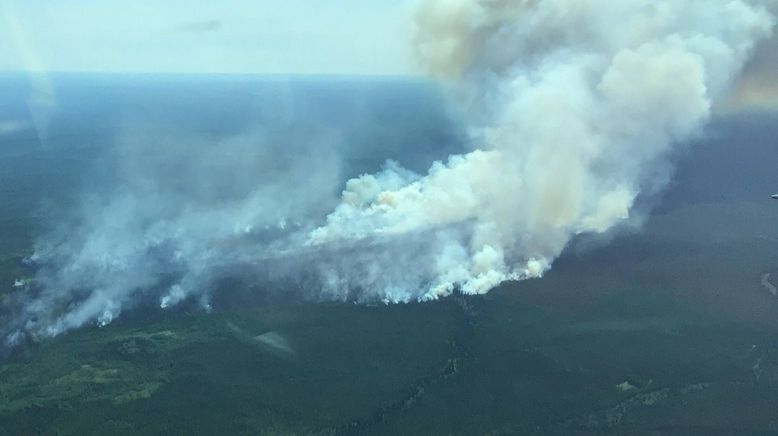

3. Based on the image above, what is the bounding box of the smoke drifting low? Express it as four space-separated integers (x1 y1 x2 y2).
3 0 775 343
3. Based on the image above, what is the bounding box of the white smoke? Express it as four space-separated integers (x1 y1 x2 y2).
3 124 346 342
3 0 775 343
307 0 774 298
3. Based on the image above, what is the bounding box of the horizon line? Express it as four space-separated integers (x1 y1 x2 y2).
0 69 428 79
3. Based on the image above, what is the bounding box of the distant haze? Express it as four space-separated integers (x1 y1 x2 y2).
0 0 415 75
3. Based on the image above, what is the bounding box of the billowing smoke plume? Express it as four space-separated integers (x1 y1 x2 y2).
3 0 774 343
309 0 774 294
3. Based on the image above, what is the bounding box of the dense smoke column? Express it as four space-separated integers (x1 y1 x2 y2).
308 0 775 298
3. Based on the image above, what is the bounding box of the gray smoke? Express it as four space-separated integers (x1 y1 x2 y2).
4 0 775 343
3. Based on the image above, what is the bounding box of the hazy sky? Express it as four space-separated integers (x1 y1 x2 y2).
0 0 416 75
1 0 775 109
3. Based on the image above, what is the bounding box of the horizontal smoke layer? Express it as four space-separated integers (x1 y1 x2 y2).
3 0 775 343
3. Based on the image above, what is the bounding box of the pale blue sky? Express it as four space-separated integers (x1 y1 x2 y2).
0 0 416 75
